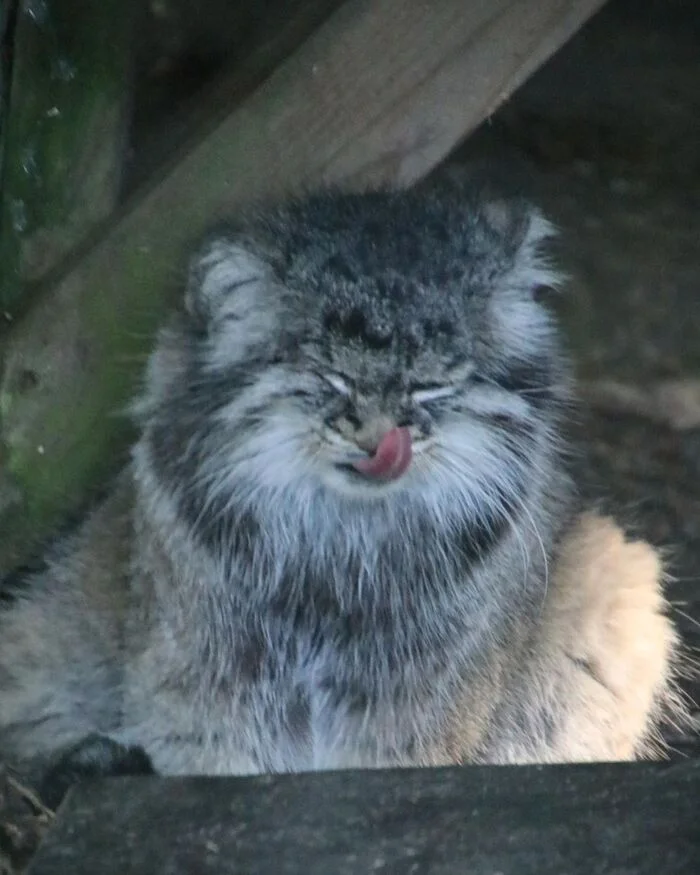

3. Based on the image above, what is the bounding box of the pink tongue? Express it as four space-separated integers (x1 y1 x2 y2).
352 427 412 481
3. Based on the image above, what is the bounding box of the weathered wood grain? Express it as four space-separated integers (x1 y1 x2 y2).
27 761 700 875
125 0 346 195
0 0 607 573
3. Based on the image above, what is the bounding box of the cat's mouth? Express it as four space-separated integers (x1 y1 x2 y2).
337 426 413 482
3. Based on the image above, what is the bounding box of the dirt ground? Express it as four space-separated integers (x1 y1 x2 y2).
2 0 699 870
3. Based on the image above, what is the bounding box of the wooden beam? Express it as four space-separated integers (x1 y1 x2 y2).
124 0 345 195
0 0 607 573
27 761 700 875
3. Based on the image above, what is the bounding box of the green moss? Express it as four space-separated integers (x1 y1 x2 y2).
0 247 174 572
0 0 134 312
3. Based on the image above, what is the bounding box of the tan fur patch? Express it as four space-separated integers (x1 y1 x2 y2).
442 513 685 764
542 514 679 760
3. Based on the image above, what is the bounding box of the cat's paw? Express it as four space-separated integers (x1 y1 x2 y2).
39 734 155 810
548 513 681 759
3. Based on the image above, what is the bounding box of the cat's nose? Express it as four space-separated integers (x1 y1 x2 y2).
354 415 397 454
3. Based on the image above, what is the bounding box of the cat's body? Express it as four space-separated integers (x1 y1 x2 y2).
0 185 680 786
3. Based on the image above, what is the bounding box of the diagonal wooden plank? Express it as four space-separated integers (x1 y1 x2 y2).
0 0 607 574
125 0 346 195
27 761 700 875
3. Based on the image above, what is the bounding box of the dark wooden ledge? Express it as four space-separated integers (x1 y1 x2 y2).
27 760 700 874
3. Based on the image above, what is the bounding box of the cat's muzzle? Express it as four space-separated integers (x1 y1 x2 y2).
341 426 413 482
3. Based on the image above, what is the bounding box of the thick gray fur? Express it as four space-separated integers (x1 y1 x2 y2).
0 183 577 776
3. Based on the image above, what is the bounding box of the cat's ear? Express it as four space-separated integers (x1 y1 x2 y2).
485 202 564 361
486 200 563 297
184 234 272 325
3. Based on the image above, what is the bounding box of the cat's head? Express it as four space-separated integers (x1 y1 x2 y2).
135 187 570 520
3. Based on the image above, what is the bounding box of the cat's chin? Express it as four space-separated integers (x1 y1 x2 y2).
320 463 411 500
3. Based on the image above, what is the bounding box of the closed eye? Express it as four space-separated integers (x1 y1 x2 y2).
411 386 456 405
323 373 352 396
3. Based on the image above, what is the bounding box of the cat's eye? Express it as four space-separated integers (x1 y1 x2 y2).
323 374 352 396
410 386 455 405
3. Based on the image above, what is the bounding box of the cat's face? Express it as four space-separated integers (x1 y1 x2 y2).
285 321 480 499
139 189 569 514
